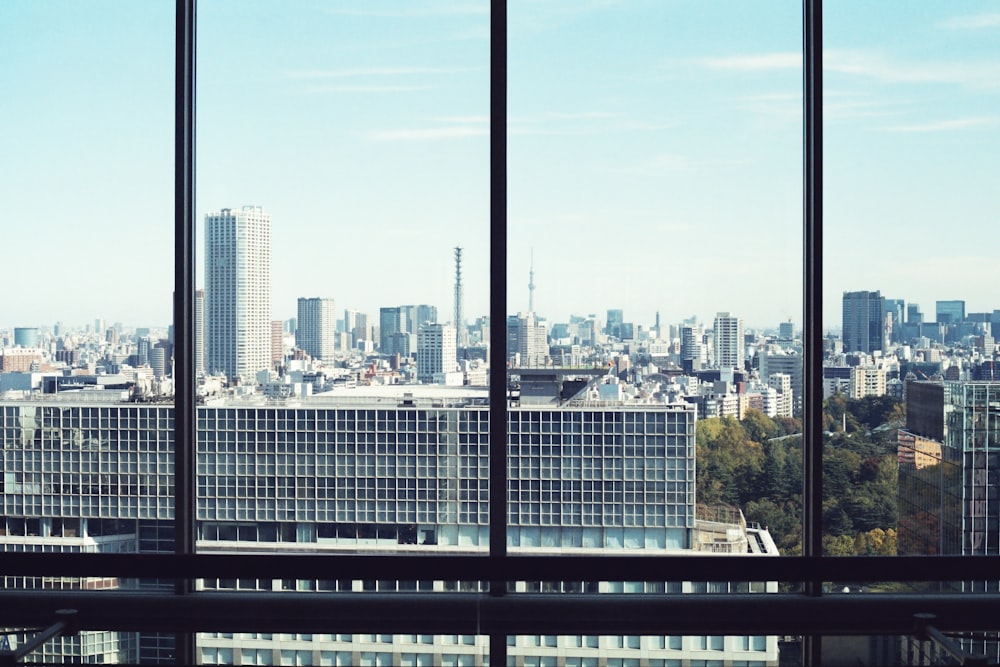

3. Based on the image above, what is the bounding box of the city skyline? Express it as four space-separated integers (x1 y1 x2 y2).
3 2 999 328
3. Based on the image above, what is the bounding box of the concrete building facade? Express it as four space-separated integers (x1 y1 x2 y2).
0 392 778 665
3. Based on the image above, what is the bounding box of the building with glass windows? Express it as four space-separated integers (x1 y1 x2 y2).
0 386 777 665
841 291 885 355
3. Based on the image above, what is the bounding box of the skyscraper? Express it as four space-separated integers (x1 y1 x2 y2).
379 306 402 354
606 309 624 338
842 290 885 355
884 298 905 344
713 311 744 370
205 206 272 383
296 297 336 362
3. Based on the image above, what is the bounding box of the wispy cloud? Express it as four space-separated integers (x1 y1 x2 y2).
300 84 434 94
324 4 488 18
507 110 673 137
824 49 1000 89
370 126 489 141
699 53 800 71
698 49 1000 90
285 66 472 80
885 116 1000 133
824 91 903 122
942 12 1000 29
369 116 488 141
431 115 490 124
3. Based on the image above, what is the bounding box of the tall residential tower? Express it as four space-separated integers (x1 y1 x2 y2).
713 311 744 370
205 206 272 383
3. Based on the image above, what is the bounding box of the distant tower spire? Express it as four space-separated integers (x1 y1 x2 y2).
528 249 536 313
453 247 464 346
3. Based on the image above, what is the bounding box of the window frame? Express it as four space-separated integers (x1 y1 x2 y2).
4 2 1000 666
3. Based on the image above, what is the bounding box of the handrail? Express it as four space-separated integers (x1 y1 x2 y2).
0 552 998 583
0 592 999 637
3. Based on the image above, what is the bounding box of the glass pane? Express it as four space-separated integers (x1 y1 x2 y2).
0 1 174 663
825 3 1000 571
507 0 802 557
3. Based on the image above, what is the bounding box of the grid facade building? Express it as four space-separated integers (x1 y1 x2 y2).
206 206 272 383
0 394 775 664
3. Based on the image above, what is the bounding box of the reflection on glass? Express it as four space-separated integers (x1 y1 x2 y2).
507 0 801 558
825 2 1000 570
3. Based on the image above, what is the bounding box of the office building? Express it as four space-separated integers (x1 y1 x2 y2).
350 312 370 350
296 298 336 362
400 304 438 334
713 312 744 370
842 290 885 355
515 312 548 368
0 389 778 665
149 346 167 380
759 348 803 415
606 309 624 338
898 380 1000 660
416 323 457 382
884 298 905 344
137 335 152 367
778 320 794 341
270 320 283 365
379 307 403 355
680 324 705 372
0 348 41 373
936 300 966 325
205 206 272 383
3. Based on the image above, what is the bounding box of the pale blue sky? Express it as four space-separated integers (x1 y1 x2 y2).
2 1 998 332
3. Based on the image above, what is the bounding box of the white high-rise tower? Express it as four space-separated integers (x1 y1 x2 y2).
297 297 336 362
713 311 744 371
206 206 272 383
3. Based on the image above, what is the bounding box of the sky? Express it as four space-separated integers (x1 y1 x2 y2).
2 1 999 333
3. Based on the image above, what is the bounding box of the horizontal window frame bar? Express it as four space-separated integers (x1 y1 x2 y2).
0 591 997 636
1 553 998 583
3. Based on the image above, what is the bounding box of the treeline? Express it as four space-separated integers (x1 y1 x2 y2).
696 395 902 556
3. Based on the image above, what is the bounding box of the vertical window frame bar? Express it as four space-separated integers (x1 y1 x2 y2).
803 0 824 663
490 0 509 665
174 0 197 663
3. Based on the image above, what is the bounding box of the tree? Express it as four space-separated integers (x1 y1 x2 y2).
823 534 856 556
741 409 779 443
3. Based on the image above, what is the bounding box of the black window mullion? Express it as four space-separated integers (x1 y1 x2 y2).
803 0 824 664
173 0 197 664
489 0 508 664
